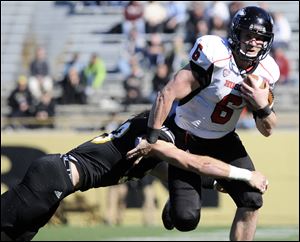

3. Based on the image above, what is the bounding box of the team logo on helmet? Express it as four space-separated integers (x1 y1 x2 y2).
237 8 246 16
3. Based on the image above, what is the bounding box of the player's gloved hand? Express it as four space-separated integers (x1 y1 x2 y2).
126 138 152 165
249 171 269 194
240 76 270 110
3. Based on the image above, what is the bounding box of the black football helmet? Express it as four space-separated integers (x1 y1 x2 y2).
228 6 274 64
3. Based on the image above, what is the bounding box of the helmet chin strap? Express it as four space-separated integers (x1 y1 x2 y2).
239 60 259 76
235 41 262 75
240 49 258 58
235 50 259 76
230 38 261 76
240 40 261 58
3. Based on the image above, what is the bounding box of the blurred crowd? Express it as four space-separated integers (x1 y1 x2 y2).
3 1 297 227
5 1 295 131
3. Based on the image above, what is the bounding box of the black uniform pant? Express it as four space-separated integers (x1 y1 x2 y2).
167 119 263 231
1 154 74 240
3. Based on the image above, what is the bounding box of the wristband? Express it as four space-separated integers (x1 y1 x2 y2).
146 127 161 144
229 165 252 182
256 105 272 119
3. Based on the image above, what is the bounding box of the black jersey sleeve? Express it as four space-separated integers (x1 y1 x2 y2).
123 125 175 181
178 62 213 106
159 126 175 144
189 61 213 89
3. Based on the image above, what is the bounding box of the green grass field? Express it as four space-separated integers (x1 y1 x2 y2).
33 225 299 241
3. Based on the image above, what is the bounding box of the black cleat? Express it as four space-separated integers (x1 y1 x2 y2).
161 199 174 230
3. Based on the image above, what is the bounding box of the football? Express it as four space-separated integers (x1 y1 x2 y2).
243 74 274 108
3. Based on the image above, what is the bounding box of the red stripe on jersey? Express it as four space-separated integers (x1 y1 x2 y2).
259 63 275 82
213 55 232 64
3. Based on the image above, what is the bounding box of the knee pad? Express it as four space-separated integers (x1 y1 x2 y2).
238 191 263 209
172 207 200 232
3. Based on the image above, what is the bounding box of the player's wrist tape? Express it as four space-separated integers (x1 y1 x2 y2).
257 105 272 119
229 165 252 182
146 127 161 144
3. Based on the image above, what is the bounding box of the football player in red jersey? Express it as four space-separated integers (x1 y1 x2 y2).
128 6 278 241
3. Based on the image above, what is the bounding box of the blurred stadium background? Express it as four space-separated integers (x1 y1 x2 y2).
1 1 299 241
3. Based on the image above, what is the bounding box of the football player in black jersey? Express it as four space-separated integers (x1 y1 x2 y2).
1 111 268 241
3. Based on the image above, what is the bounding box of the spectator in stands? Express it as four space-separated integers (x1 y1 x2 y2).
272 47 291 85
127 27 147 53
185 1 206 45
205 1 230 37
122 62 145 105
117 29 147 76
148 60 179 114
149 63 170 103
186 19 209 48
165 35 188 74
145 33 165 69
126 27 147 66
30 47 49 77
163 1 187 34
32 91 56 129
144 1 167 33
28 47 54 103
7 75 35 129
272 11 292 49
209 14 228 38
82 53 106 95
204 1 230 31
122 1 145 36
59 67 87 104
118 55 138 80
63 52 85 78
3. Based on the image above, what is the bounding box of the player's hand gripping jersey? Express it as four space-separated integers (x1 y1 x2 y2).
175 35 280 139
67 111 174 190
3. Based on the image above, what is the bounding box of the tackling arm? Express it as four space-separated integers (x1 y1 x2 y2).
149 140 232 178
147 140 268 193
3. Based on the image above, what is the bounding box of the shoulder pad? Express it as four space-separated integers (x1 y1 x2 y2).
258 55 280 87
189 35 231 69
